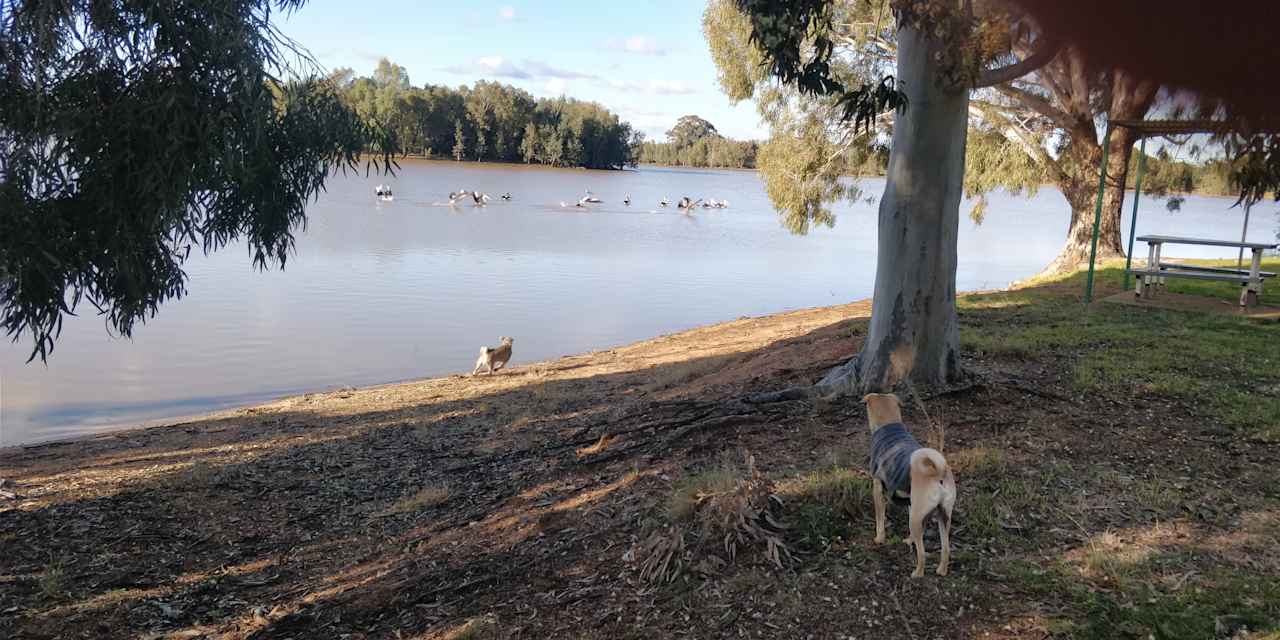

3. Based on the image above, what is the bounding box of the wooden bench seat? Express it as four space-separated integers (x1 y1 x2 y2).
1157 262 1277 278
1128 268 1252 284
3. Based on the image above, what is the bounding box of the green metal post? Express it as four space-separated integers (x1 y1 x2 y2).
1122 137 1147 291
1084 123 1114 303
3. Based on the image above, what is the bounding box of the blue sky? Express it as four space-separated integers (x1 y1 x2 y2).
278 1 766 141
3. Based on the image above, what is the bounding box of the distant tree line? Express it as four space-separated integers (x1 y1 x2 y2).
637 114 889 175
331 59 641 170
1127 148 1242 198
639 138 759 168
638 115 758 168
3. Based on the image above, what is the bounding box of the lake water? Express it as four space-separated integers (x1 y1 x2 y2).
2 161 1275 447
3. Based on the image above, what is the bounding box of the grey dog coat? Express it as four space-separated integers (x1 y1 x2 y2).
869 423 921 499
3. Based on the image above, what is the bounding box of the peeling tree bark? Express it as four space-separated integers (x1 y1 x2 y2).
818 25 968 395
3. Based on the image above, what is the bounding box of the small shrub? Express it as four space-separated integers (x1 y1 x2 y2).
634 451 788 582
39 559 67 601
776 466 872 548
382 483 450 515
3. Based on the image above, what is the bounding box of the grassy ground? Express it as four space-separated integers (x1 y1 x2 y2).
1 260 1277 639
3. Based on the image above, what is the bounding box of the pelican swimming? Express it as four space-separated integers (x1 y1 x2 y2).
448 190 468 205
623 194 631 206
577 195 594 207
471 191 491 205
677 196 700 210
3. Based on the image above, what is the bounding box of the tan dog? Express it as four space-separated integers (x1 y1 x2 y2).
472 336 514 375
864 393 956 577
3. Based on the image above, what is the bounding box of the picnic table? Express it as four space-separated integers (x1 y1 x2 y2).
1128 235 1278 306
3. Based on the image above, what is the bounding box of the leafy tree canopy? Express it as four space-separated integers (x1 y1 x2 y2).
665 115 722 148
0 0 395 361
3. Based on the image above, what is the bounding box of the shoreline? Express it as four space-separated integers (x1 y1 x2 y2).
5 272 1033 453
0 298 874 453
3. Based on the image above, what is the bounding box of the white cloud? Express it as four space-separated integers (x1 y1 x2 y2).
605 79 696 95
621 35 668 56
545 78 568 95
443 57 597 82
498 5 515 20
648 80 695 95
523 60 598 80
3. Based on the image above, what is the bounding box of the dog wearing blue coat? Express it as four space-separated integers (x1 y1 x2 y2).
864 392 956 577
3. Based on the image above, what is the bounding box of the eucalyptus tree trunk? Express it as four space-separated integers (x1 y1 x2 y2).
1039 124 1141 275
819 25 968 395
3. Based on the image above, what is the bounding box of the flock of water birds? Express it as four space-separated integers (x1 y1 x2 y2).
375 184 730 212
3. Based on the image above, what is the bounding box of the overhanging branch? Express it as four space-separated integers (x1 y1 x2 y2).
993 84 1075 131
972 37 1061 89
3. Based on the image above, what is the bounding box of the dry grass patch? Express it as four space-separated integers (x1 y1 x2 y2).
575 434 615 458
633 452 788 582
381 483 451 515
949 446 1009 475
438 615 500 640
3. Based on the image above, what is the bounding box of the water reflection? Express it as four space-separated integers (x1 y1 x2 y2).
1 160 1272 445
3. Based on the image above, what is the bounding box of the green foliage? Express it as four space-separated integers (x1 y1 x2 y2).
334 67 637 170
964 125 1046 223
703 0 768 102
665 115 721 148
0 0 394 361
452 120 467 161
757 115 863 234
1128 148 1255 200
731 0 907 132
640 137 759 169
1224 132 1280 208
705 0 889 233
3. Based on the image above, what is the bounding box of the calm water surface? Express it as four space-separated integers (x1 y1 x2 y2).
2 161 1275 446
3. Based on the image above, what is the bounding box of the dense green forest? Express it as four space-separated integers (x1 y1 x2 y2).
331 59 641 170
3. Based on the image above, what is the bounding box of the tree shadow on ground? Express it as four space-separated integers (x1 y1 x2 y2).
1 270 1277 639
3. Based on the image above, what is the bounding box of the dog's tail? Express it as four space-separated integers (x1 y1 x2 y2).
478 346 491 356
912 448 949 479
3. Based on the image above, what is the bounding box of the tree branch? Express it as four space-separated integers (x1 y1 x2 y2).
993 84 1075 131
969 102 1068 183
972 37 1061 89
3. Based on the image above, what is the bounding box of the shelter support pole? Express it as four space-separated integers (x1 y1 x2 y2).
1237 201 1252 271
1123 137 1147 291
1084 123 1114 303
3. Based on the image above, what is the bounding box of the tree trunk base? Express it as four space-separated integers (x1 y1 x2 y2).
744 353 968 405
1035 242 1125 279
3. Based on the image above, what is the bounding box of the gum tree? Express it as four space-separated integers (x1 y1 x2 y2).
729 0 1059 391
0 0 395 361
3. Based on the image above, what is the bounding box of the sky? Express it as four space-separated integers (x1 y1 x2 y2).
277 1 766 141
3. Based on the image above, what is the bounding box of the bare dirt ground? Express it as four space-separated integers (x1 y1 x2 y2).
1 275 1277 639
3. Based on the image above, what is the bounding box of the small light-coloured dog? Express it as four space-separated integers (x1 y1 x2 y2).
472 336 514 375
864 392 956 577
